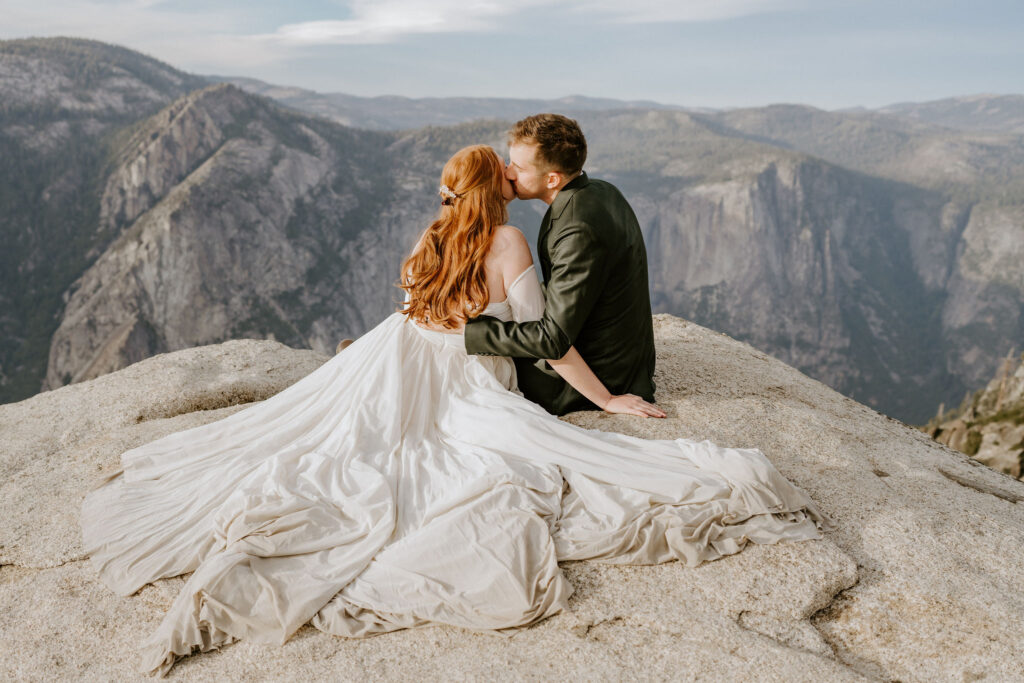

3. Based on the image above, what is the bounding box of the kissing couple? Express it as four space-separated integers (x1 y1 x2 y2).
81 114 829 676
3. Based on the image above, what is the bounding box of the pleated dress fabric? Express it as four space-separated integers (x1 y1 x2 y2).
80 266 828 676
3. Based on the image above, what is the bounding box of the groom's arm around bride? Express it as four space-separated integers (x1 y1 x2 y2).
464 114 658 417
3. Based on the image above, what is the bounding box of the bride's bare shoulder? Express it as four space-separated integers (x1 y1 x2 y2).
489 225 531 257
487 226 533 290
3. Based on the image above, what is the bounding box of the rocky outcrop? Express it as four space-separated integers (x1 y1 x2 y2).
3 315 1024 681
928 350 1024 479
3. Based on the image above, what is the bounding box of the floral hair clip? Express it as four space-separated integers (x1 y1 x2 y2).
439 184 459 205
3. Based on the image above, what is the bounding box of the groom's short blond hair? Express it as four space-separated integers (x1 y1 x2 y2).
509 114 587 176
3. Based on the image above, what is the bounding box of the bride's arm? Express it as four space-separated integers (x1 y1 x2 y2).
502 236 665 419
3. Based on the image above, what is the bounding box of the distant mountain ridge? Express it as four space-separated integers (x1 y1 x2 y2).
3 37 1024 425
205 75 1024 137
876 94 1024 135
203 74 690 130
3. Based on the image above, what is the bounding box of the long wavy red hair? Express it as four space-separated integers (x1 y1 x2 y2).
398 145 509 329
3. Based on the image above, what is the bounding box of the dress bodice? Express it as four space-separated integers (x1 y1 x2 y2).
407 266 537 350
409 298 512 349
480 298 513 321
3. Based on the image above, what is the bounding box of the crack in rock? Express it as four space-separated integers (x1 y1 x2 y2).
735 610 836 660
808 571 898 682
133 390 268 424
0 555 89 579
728 564 882 680
937 466 1023 504
570 615 624 639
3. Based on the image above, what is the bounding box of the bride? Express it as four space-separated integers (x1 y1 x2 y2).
81 144 828 676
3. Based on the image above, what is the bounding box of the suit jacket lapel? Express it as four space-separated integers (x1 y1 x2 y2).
536 171 589 280
537 207 553 281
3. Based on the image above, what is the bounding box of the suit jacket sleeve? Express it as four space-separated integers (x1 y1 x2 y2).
464 222 608 359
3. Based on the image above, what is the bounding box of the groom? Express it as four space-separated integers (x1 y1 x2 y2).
464 114 659 416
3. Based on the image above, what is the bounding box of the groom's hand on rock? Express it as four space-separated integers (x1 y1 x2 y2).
603 395 667 418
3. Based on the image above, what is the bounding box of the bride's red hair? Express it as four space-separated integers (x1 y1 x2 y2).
398 145 509 329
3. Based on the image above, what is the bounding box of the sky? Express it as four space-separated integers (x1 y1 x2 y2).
1 0 1021 109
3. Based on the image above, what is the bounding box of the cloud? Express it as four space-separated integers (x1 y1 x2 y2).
252 0 535 45
252 0 795 46
0 0 800 68
577 0 799 23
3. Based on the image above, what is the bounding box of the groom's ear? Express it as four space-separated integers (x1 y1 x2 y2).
545 171 563 189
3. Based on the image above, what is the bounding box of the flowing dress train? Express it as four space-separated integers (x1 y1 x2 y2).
80 265 828 675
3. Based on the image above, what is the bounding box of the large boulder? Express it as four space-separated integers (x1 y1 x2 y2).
2 314 1022 681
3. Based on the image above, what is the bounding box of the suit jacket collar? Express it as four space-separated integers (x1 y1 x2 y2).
549 171 589 221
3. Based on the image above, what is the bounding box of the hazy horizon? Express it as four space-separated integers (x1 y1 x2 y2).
202 70 1022 112
2 0 1022 111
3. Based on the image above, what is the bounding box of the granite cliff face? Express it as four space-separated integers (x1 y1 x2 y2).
687 105 1024 419
42 82 389 388
617 148 944 417
0 37 207 402
3 315 1024 681
941 204 1024 390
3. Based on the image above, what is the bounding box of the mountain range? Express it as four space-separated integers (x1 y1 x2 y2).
205 74 689 130
2 36 1022 424
875 94 1024 135
214 74 1024 136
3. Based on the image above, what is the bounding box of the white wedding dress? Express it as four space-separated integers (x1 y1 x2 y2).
81 265 828 676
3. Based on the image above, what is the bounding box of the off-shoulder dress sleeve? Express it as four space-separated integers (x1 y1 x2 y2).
506 265 545 323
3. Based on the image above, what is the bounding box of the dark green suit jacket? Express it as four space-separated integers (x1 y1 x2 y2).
464 171 656 415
